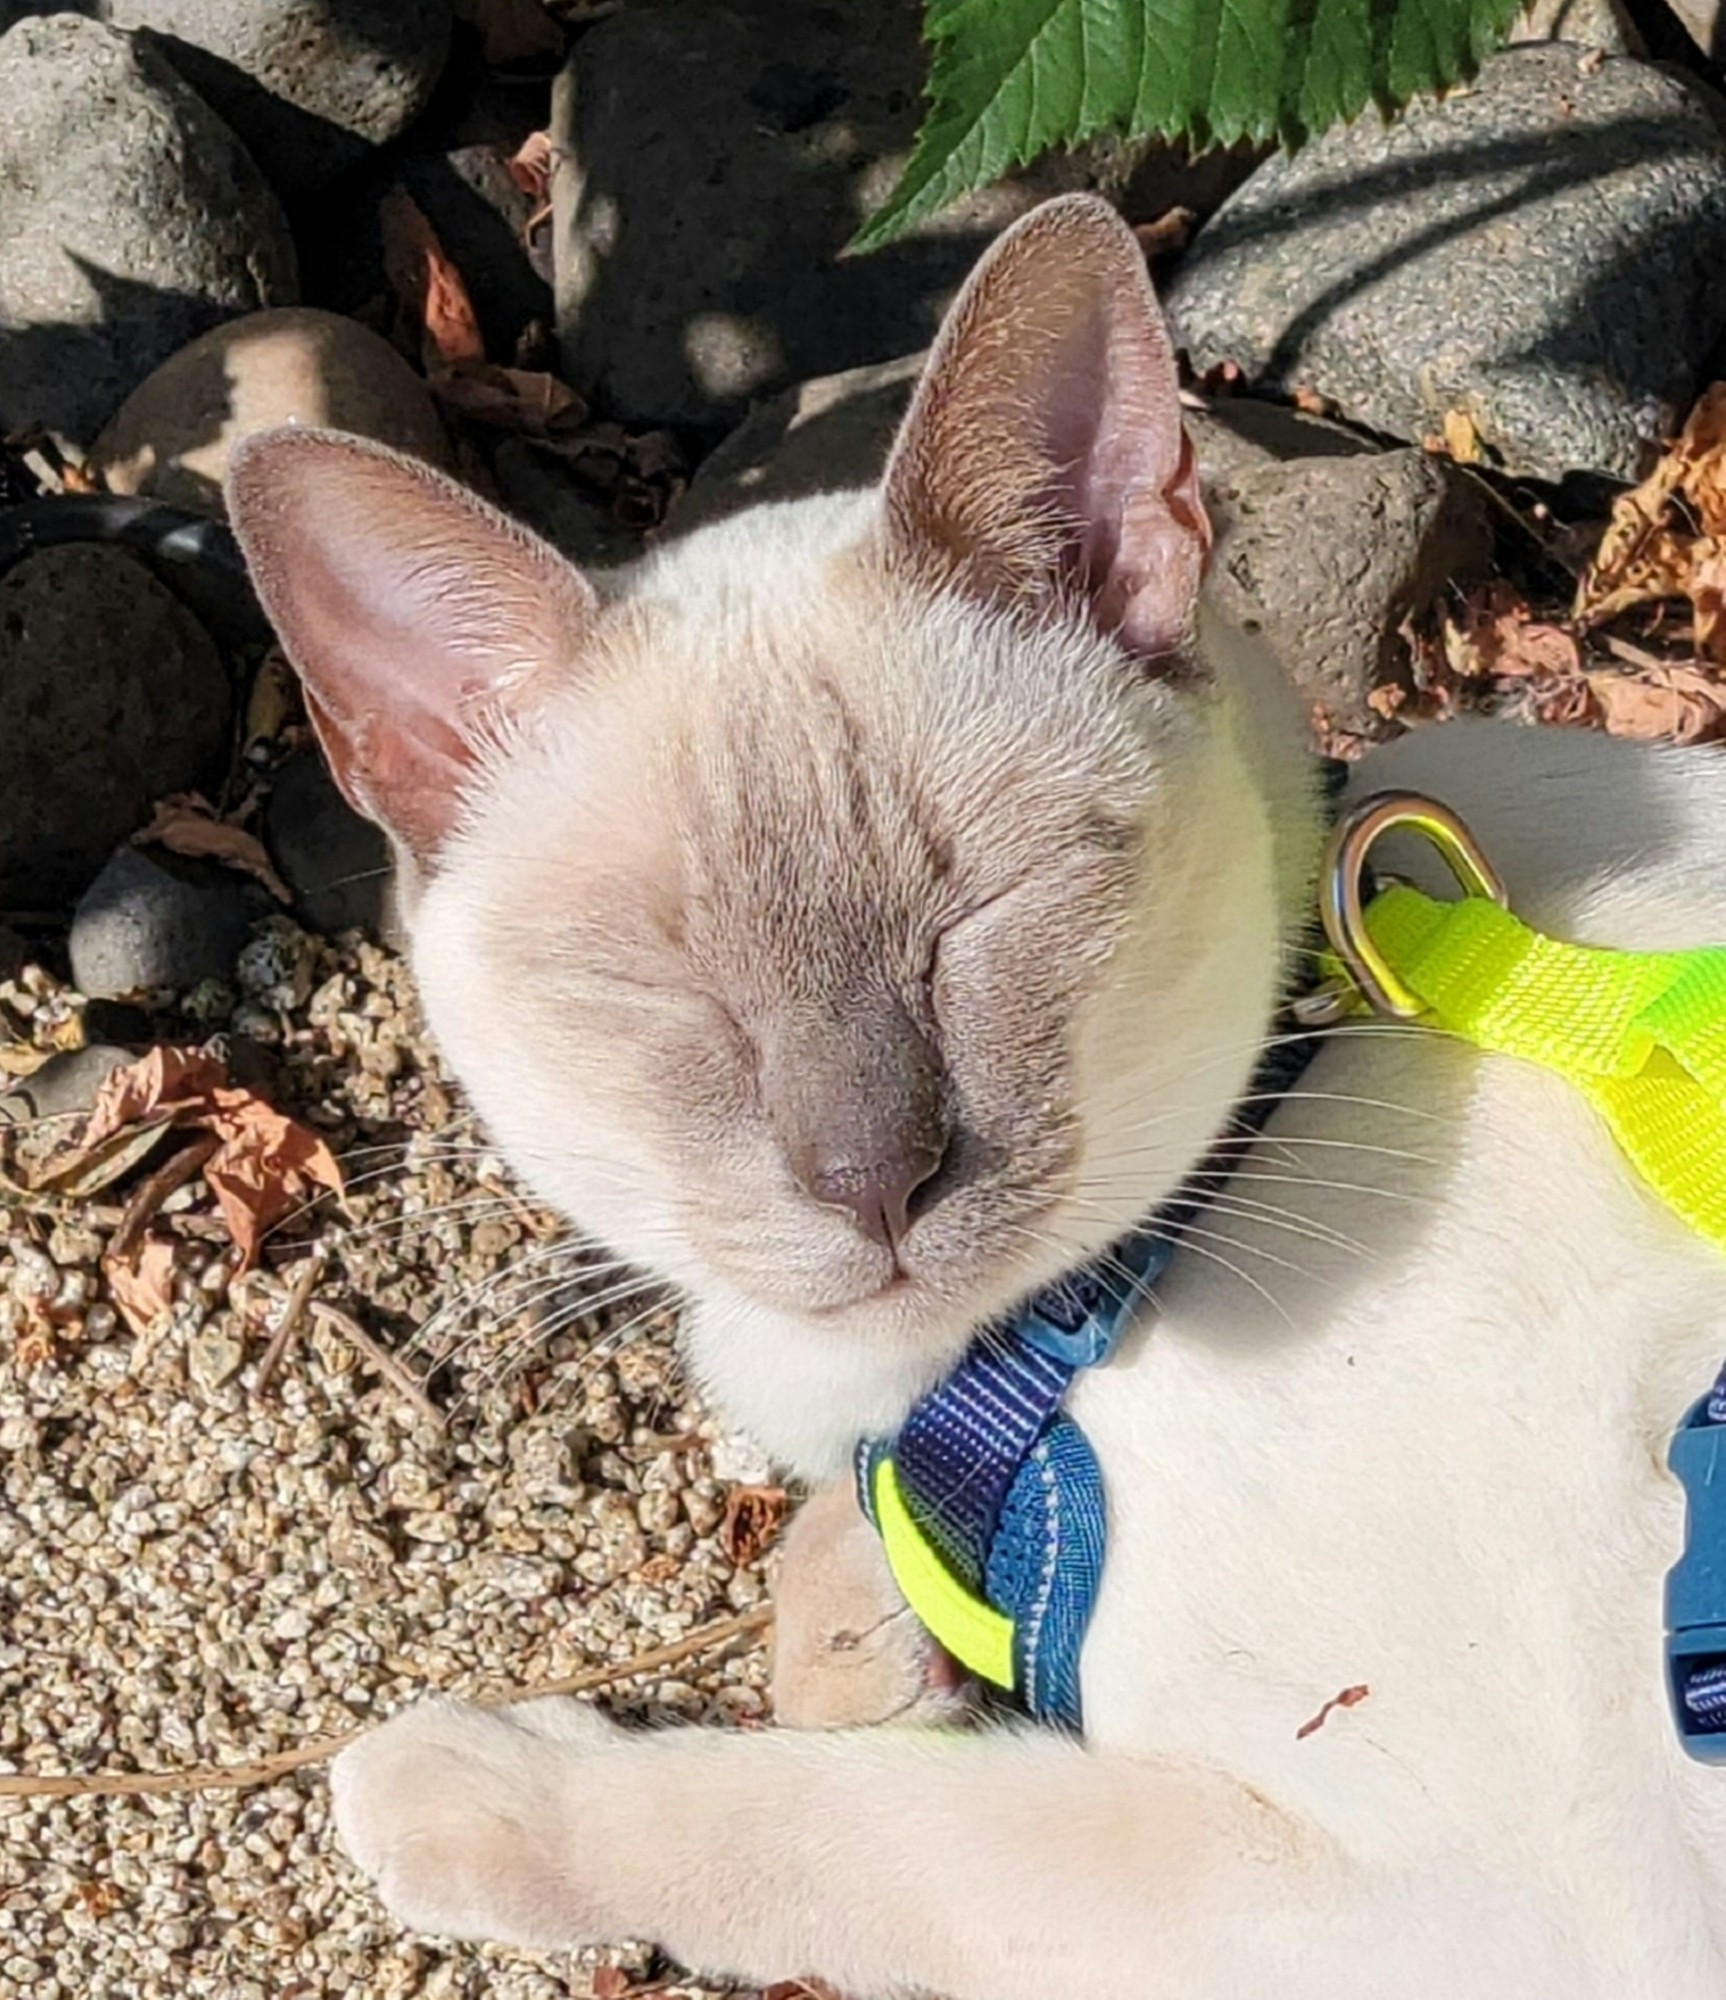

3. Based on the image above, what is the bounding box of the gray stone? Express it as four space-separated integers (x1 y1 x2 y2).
102 0 453 197
70 846 256 999
187 1320 245 1393
672 353 925 535
0 1044 133 1131
492 439 644 569
1165 47 1726 483
1509 0 1640 52
89 308 452 519
0 543 232 908
263 752 401 944
1191 410 1492 738
550 0 1097 431
0 15 298 449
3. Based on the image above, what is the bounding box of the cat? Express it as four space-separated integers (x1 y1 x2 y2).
228 194 1726 1999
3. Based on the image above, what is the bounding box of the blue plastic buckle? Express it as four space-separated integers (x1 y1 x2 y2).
1014 1231 1175 1368
1665 1409 1726 1762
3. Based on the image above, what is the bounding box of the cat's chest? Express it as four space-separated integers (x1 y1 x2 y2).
1071 1025 1726 1882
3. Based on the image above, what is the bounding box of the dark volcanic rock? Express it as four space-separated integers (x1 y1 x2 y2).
1166 46 1726 482
0 544 231 908
263 752 400 944
70 845 256 998
0 14 298 448
550 0 1095 431
104 0 453 196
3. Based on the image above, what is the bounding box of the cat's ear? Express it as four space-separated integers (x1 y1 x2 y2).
227 428 599 864
882 194 1209 661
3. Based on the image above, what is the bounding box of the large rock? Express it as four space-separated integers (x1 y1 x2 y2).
1166 47 1726 483
0 544 231 907
672 353 1484 740
90 308 452 518
102 0 453 196
672 353 925 534
263 751 401 944
551 0 1096 431
1190 406 1491 739
0 15 297 449
70 845 256 998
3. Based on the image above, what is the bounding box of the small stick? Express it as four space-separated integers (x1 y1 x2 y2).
107 1133 220 1263
309 1299 448 1432
0 1606 773 1800
251 1247 326 1396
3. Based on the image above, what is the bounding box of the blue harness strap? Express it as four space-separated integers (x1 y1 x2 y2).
857 1024 1322 1732
1666 1363 1726 1759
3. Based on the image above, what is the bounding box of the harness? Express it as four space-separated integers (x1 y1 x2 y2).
858 790 1726 1749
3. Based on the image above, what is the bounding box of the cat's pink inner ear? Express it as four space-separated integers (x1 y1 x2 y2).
227 429 599 862
883 195 1210 661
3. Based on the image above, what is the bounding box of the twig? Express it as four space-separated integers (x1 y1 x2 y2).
0 1606 773 1800
251 1247 326 1396
309 1299 447 1432
107 1133 219 1264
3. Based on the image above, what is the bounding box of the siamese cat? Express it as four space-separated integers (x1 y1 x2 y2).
228 196 1726 1999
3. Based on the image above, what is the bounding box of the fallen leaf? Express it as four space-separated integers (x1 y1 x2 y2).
762 1984 845 2000
1133 205 1195 262
1295 1682 1370 1740
721 1484 791 1567
104 1235 177 1337
506 129 554 204
1579 382 1726 663
134 793 292 904
32 1118 175 1200
0 1044 49 1079
429 359 586 437
1586 661 1726 744
1443 583 1583 684
1441 406 1485 464
244 650 299 754
380 187 486 373
454 0 564 63
61 1047 343 1271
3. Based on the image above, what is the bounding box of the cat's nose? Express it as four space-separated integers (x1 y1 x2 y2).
798 1133 947 1252
762 996 950 1255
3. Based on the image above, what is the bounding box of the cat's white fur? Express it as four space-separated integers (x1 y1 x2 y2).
229 197 1726 1997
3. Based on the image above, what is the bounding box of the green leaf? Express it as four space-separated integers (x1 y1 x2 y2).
854 0 1524 251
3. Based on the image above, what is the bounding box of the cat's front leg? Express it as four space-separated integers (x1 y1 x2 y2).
771 1479 971 1729
330 1699 1361 1999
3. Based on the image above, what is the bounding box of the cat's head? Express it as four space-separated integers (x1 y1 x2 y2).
229 195 1315 1475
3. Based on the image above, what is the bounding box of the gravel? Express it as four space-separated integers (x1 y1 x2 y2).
0 922 776 1999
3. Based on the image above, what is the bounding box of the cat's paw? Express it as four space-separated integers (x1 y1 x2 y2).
771 1480 973 1730
331 1694 621 1948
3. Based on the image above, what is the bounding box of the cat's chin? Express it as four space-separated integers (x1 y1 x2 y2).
680 1282 983 1480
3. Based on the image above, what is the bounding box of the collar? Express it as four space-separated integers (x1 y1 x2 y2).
858 788 1726 1743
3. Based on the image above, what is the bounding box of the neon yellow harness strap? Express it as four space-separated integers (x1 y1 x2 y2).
871 1456 1017 1690
1366 885 1726 1255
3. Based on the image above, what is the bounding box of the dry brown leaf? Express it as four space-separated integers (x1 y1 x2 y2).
33 1118 175 1200
134 793 292 904
104 1235 177 1337
1586 662 1726 744
1133 206 1195 263
380 186 487 374
453 0 564 63
1443 583 1584 684
506 129 554 203
762 1984 845 2000
1441 407 1485 464
429 359 586 437
1579 382 1726 661
720 1484 791 1567
72 1047 343 1270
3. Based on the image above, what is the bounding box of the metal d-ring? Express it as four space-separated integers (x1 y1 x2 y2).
1319 791 1509 1019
